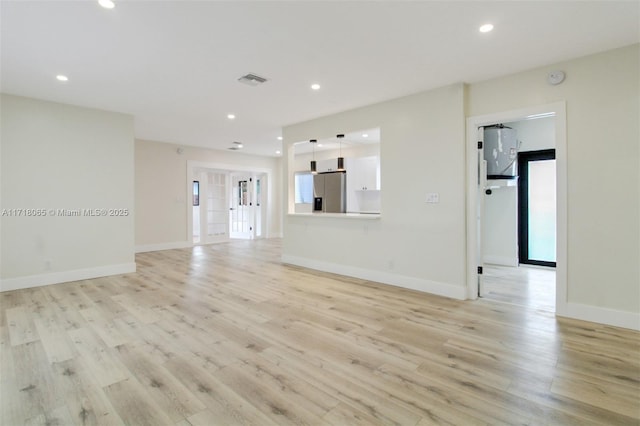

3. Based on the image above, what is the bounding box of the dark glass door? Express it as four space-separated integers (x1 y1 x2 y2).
518 149 556 267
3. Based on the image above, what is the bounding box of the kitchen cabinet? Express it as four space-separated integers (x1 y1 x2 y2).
351 156 378 191
316 158 342 173
346 156 380 213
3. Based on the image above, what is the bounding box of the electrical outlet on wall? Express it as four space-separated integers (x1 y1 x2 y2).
426 193 440 203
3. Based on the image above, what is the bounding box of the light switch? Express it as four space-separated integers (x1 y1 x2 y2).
426 193 440 203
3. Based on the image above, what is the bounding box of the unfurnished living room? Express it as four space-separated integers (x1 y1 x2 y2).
1 1 639 425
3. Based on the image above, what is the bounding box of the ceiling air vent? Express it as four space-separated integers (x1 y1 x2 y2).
238 73 268 86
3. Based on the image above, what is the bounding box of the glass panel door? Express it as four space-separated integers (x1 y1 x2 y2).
255 178 262 238
528 160 556 262
230 174 253 239
192 180 201 243
205 172 228 243
518 150 556 267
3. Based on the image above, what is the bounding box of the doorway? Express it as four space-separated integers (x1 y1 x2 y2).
466 102 567 315
478 120 556 309
229 174 265 240
188 162 270 245
192 170 230 244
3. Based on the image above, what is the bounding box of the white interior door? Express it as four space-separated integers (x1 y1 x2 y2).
204 171 229 243
230 174 254 239
192 179 201 243
192 170 230 245
254 176 265 238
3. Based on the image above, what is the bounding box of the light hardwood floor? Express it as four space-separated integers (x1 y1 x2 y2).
1 239 639 425
480 265 556 313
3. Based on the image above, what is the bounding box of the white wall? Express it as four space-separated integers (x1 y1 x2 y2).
482 117 555 266
135 139 282 250
469 44 639 322
283 84 467 299
0 94 135 291
283 43 638 328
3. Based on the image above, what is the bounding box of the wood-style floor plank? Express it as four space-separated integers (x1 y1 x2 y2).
113 343 207 422
1 238 639 425
103 377 175 426
162 352 278 426
6 306 39 346
51 357 126 426
67 327 130 388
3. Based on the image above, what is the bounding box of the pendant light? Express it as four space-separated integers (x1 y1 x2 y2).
309 139 317 174
336 134 345 171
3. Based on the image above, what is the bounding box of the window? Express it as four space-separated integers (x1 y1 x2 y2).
192 181 199 206
295 172 313 204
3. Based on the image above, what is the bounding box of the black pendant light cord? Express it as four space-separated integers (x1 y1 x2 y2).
310 139 317 173
337 134 345 171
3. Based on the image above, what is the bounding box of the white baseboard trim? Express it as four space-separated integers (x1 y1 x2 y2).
483 255 519 267
282 254 466 300
0 262 137 292
557 302 640 331
135 241 192 253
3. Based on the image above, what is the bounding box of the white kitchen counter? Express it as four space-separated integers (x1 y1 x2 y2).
287 212 381 220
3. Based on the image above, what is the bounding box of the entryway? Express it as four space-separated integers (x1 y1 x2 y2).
229 174 265 240
192 171 228 244
466 102 567 314
478 145 557 312
189 162 270 245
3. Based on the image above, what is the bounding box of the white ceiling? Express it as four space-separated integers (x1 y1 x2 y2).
1 1 638 157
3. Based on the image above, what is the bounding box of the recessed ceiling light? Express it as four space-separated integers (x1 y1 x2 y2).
277 136 283 141
227 114 235 120
56 75 69 82
98 0 115 9
479 24 494 33
317 143 323 147
276 150 281 154
362 134 369 138
311 83 321 91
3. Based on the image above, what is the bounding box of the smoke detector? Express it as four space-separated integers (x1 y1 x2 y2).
547 70 565 85
238 73 268 86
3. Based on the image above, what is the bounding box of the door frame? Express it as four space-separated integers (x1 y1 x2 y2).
186 161 273 245
466 102 567 316
518 149 557 267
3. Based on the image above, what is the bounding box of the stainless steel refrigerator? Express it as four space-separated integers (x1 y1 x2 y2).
313 171 346 213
